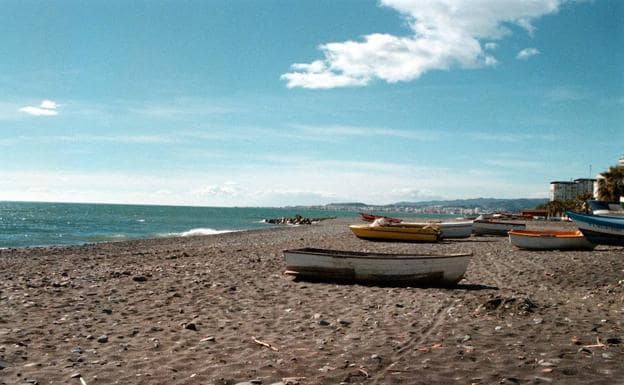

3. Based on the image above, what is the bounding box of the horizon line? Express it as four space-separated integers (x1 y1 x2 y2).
0 197 550 209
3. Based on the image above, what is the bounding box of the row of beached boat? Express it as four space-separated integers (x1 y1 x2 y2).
352 213 524 241
283 209 624 286
508 211 624 250
284 214 511 286
353 210 624 249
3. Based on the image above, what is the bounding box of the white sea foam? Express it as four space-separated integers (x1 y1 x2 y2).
181 228 234 237
81 234 129 243
160 228 236 238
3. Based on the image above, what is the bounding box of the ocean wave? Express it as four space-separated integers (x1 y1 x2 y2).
80 234 130 242
159 228 237 238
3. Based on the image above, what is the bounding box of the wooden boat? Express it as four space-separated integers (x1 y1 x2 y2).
473 219 526 236
508 229 595 250
567 211 624 246
349 223 440 242
398 221 473 239
283 248 472 284
359 213 402 223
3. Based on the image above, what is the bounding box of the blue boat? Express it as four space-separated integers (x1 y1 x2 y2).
567 211 624 246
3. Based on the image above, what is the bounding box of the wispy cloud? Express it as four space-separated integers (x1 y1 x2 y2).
0 157 548 206
483 158 545 169
544 86 586 102
0 138 16 146
127 100 234 118
282 0 561 89
289 124 442 141
19 100 60 116
6 134 180 145
464 131 556 142
516 47 540 60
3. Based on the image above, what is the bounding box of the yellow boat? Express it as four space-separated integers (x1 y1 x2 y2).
349 223 441 242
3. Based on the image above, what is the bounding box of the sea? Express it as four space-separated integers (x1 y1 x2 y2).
0 201 451 249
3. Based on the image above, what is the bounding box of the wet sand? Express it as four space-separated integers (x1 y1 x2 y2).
1 218 623 385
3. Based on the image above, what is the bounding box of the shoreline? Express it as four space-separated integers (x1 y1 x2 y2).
0 225 284 253
1 218 622 384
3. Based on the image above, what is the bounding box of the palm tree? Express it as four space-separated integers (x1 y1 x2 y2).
545 200 565 217
575 192 594 213
597 165 624 201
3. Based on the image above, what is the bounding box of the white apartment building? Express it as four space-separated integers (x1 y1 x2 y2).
550 178 596 201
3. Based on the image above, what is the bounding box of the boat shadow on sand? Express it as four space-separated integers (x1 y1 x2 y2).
443 238 500 243
288 276 498 291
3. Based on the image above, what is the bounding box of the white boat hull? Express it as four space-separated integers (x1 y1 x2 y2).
284 248 471 285
508 232 595 250
399 221 473 239
473 220 526 236
439 221 473 239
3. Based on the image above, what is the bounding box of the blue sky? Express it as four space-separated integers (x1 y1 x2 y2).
0 0 622 206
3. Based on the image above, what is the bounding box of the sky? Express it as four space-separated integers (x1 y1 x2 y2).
0 0 622 207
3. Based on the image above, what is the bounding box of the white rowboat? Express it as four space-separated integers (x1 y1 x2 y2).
283 248 472 285
508 229 595 250
473 220 526 236
399 221 473 239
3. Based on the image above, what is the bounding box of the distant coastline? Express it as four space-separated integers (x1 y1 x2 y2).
289 197 549 216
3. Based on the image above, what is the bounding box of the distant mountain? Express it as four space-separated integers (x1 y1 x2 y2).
322 198 549 212
326 202 368 207
392 198 548 211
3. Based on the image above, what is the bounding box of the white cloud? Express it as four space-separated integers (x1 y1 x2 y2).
19 100 59 116
484 55 498 66
40 100 58 109
282 0 561 88
192 182 242 197
484 42 497 50
516 47 540 60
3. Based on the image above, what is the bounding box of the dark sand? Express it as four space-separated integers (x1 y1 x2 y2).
1 219 623 385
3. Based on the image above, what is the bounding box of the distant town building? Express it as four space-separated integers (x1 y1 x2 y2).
550 178 596 201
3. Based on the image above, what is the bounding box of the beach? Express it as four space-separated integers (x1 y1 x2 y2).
1 218 622 385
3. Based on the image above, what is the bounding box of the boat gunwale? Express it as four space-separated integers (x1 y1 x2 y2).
284 247 472 260
389 221 473 227
474 219 526 226
349 224 440 233
567 210 624 229
508 229 585 238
